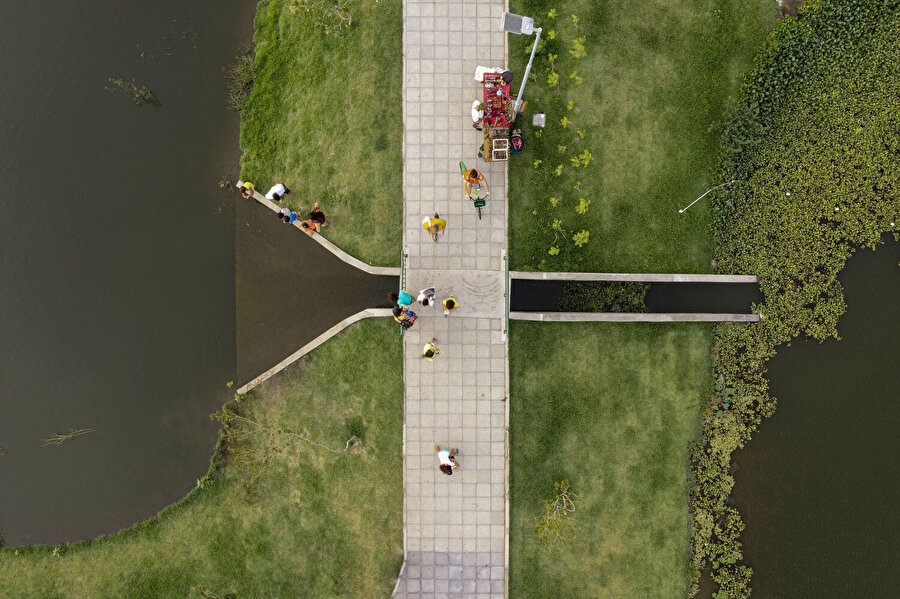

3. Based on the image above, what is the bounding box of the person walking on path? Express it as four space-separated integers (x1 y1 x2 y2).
435 445 460 475
462 168 490 201
239 182 255 199
422 213 446 243
265 183 291 202
423 339 442 361
442 296 459 317
417 287 436 307
307 202 328 232
390 290 414 308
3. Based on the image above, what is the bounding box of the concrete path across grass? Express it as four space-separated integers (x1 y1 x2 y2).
394 1 509 597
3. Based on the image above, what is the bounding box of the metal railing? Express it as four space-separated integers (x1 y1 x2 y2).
503 250 510 340
400 247 409 336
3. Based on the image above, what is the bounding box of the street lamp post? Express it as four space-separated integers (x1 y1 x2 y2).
678 180 736 214
501 12 542 123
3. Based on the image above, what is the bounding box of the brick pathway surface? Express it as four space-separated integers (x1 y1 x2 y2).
394 1 508 597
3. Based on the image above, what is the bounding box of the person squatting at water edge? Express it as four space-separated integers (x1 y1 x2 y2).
392 306 417 329
279 207 300 224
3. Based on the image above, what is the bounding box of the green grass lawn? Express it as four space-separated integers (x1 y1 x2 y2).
509 321 710 598
507 0 778 272
0 319 402 599
240 0 402 267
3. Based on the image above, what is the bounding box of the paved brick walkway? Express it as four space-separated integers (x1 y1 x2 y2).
395 1 508 597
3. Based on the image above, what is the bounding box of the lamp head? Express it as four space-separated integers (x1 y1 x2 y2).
501 12 534 35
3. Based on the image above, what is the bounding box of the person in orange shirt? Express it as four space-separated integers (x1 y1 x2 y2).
462 168 490 201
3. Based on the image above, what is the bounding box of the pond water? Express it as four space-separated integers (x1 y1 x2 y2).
0 0 256 547
731 238 900 597
0 0 395 547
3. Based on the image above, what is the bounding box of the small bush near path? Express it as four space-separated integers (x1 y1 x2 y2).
507 0 778 272
509 322 710 598
240 0 402 266
690 1 900 596
0 319 403 599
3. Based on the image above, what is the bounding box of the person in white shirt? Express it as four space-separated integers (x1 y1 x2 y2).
265 183 290 202
435 445 459 475
417 287 436 307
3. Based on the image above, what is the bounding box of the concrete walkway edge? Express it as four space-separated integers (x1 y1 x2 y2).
236 308 394 394
510 312 761 322
236 182 401 277
394 1 509 596
510 271 758 283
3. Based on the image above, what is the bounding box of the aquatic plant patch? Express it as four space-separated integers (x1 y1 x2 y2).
690 1 900 595
556 281 648 312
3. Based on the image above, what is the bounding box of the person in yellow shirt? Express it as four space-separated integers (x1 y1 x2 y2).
442 296 459 317
422 339 442 361
238 182 255 199
422 213 447 243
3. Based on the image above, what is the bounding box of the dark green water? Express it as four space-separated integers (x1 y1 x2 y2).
0 0 255 546
732 239 900 597
0 0 396 547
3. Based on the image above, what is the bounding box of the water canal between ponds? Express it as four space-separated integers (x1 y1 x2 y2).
0 0 394 546
510 279 762 313
730 239 900 598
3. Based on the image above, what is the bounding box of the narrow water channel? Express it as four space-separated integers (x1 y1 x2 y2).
731 238 900 597
510 279 761 313
236 200 396 385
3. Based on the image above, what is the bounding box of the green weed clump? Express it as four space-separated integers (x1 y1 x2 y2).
105 78 160 107
690 1 900 596
225 48 255 111
557 281 648 312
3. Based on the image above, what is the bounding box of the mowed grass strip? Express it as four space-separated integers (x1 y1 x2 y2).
509 322 710 598
507 0 778 272
240 0 402 266
0 319 403 599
